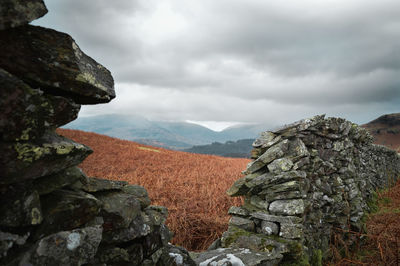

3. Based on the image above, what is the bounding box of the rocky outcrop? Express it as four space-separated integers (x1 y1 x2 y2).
202 115 400 265
0 1 194 265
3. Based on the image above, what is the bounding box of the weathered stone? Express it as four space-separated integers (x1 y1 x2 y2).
102 213 151 243
0 25 115 104
33 166 86 195
19 226 102 266
158 244 196 266
259 221 279 236
273 115 325 135
94 246 130 265
222 226 289 254
226 176 249 197
245 140 289 174
144 206 168 227
267 157 294 173
0 0 47 30
229 216 255 232
37 189 101 238
194 248 283 266
0 131 92 183
279 223 303 239
0 231 29 259
0 183 42 227
0 69 80 142
287 138 309 161
96 191 142 230
228 206 250 217
122 184 151 208
250 195 269 210
250 212 303 224
78 176 127 193
252 131 281 149
268 199 305 216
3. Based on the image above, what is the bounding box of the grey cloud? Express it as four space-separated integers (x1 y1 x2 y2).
35 0 400 125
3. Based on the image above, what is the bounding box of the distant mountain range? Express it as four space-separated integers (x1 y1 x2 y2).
63 114 271 150
64 113 400 157
183 139 255 158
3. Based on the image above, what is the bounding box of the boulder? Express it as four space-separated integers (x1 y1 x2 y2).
0 25 115 104
0 68 80 142
0 0 47 30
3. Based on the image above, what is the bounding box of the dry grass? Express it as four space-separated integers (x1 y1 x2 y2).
57 128 249 251
328 179 400 266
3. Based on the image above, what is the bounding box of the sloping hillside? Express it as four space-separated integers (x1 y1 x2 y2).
57 128 250 251
363 113 400 152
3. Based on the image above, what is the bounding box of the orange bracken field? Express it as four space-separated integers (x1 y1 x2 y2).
57 128 249 251
58 128 400 264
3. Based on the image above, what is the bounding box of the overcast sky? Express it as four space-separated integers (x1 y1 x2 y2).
35 0 400 131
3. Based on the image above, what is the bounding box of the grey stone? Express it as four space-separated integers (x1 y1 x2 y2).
228 206 250 217
33 166 86 195
229 216 255 232
102 213 151 243
20 226 102 266
0 0 47 30
37 189 101 238
0 231 29 258
250 212 303 224
252 131 281 149
250 195 269 210
279 223 303 239
259 221 279 236
267 158 294 173
96 191 142 230
269 199 305 216
158 244 196 266
122 184 151 208
245 140 289 174
80 176 127 193
194 248 283 266
0 25 115 104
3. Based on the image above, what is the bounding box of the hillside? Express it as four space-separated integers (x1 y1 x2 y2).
363 113 400 152
63 114 271 150
56 128 250 251
184 139 255 158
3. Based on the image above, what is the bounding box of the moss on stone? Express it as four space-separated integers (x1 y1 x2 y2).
310 249 322 266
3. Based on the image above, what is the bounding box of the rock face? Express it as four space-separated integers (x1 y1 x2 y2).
216 115 400 265
0 2 194 265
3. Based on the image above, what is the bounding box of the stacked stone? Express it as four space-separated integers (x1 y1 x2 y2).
0 1 194 265
208 115 400 265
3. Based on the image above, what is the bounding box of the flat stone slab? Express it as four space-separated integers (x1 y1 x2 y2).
0 25 115 104
0 131 92 183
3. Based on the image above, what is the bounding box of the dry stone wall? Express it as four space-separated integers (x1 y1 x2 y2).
0 1 194 265
198 115 400 265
